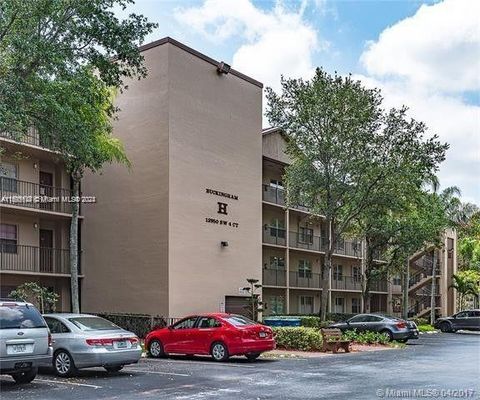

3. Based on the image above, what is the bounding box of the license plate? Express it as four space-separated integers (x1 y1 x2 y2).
259 332 267 338
115 340 128 349
10 344 27 353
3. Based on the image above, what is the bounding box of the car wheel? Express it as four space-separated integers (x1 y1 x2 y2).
54 350 77 377
380 329 394 342
211 342 229 362
246 352 261 361
105 365 124 373
148 339 166 358
11 367 38 384
440 322 452 333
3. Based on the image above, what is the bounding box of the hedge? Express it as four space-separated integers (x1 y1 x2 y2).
272 327 323 351
342 329 389 344
94 313 170 338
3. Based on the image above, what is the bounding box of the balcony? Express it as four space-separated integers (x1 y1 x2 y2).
289 232 363 257
289 271 324 289
331 275 363 291
289 231 321 252
263 268 287 286
263 226 286 246
262 185 285 205
0 129 54 150
0 177 75 215
370 279 388 292
0 245 75 275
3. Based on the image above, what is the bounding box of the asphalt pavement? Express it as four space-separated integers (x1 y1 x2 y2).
0 332 479 400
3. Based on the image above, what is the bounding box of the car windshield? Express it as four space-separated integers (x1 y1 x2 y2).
0 305 46 329
68 317 121 331
224 315 256 326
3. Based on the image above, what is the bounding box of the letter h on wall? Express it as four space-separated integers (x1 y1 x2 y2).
217 202 228 215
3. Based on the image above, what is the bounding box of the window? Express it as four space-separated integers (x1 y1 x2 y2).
349 315 369 323
268 296 285 315
44 317 70 334
269 218 285 238
0 305 47 329
269 256 285 270
334 297 345 313
455 311 468 319
351 298 361 314
196 317 221 329
299 296 314 314
364 315 383 322
0 224 17 254
68 317 121 331
269 179 284 189
298 260 312 278
333 265 343 281
224 315 255 326
352 266 361 282
172 316 198 330
392 275 402 286
299 227 313 244
0 162 18 193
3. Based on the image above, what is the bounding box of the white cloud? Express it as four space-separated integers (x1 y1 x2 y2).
174 0 320 93
359 0 480 204
361 0 480 93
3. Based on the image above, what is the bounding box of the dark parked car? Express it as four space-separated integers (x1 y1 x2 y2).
434 310 480 333
329 314 419 342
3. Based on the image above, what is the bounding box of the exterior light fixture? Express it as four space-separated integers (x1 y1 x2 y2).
221 241 229 247
33 223 38 229
33 163 38 169
217 61 231 75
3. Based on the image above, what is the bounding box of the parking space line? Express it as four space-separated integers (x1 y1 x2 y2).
36 379 102 389
143 359 257 368
124 368 191 377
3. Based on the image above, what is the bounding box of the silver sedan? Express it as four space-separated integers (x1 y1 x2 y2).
43 313 142 377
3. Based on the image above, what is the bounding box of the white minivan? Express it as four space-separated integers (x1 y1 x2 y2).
0 300 52 383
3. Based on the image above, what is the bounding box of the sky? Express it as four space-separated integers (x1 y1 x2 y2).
115 0 479 205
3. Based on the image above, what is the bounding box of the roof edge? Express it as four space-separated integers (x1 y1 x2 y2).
139 37 263 89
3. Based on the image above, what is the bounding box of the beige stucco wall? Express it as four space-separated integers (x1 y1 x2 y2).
82 44 170 316
167 44 262 316
262 131 290 164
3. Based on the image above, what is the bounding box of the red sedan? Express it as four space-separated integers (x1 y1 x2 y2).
145 313 275 361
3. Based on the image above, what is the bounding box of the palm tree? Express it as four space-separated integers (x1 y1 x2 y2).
449 274 478 310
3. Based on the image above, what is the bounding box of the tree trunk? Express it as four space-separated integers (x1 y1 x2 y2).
402 259 409 320
69 175 81 313
320 218 333 321
362 238 372 313
429 249 437 325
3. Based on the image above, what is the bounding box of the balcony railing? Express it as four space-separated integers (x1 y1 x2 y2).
0 177 75 214
262 185 285 205
289 231 321 252
263 226 286 246
289 231 363 257
331 275 363 291
0 129 54 150
263 268 287 286
289 271 324 289
370 279 388 292
0 244 75 275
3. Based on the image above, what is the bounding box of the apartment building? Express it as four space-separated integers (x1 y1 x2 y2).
391 229 457 319
261 128 389 316
0 130 79 310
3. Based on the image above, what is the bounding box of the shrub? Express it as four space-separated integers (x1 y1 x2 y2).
94 313 169 338
342 329 389 345
273 327 323 351
299 316 321 328
410 317 428 326
418 324 436 333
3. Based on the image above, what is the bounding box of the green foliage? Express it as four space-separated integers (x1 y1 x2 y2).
9 282 59 313
458 211 480 271
0 0 157 135
297 316 334 328
410 317 428 326
418 324 436 333
272 327 323 351
450 270 480 310
342 329 390 344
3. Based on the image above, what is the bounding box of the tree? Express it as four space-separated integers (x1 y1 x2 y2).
450 271 480 310
9 282 59 313
265 69 447 320
242 278 263 322
0 1 156 312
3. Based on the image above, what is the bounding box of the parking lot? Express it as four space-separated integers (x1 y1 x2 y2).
1 333 479 400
